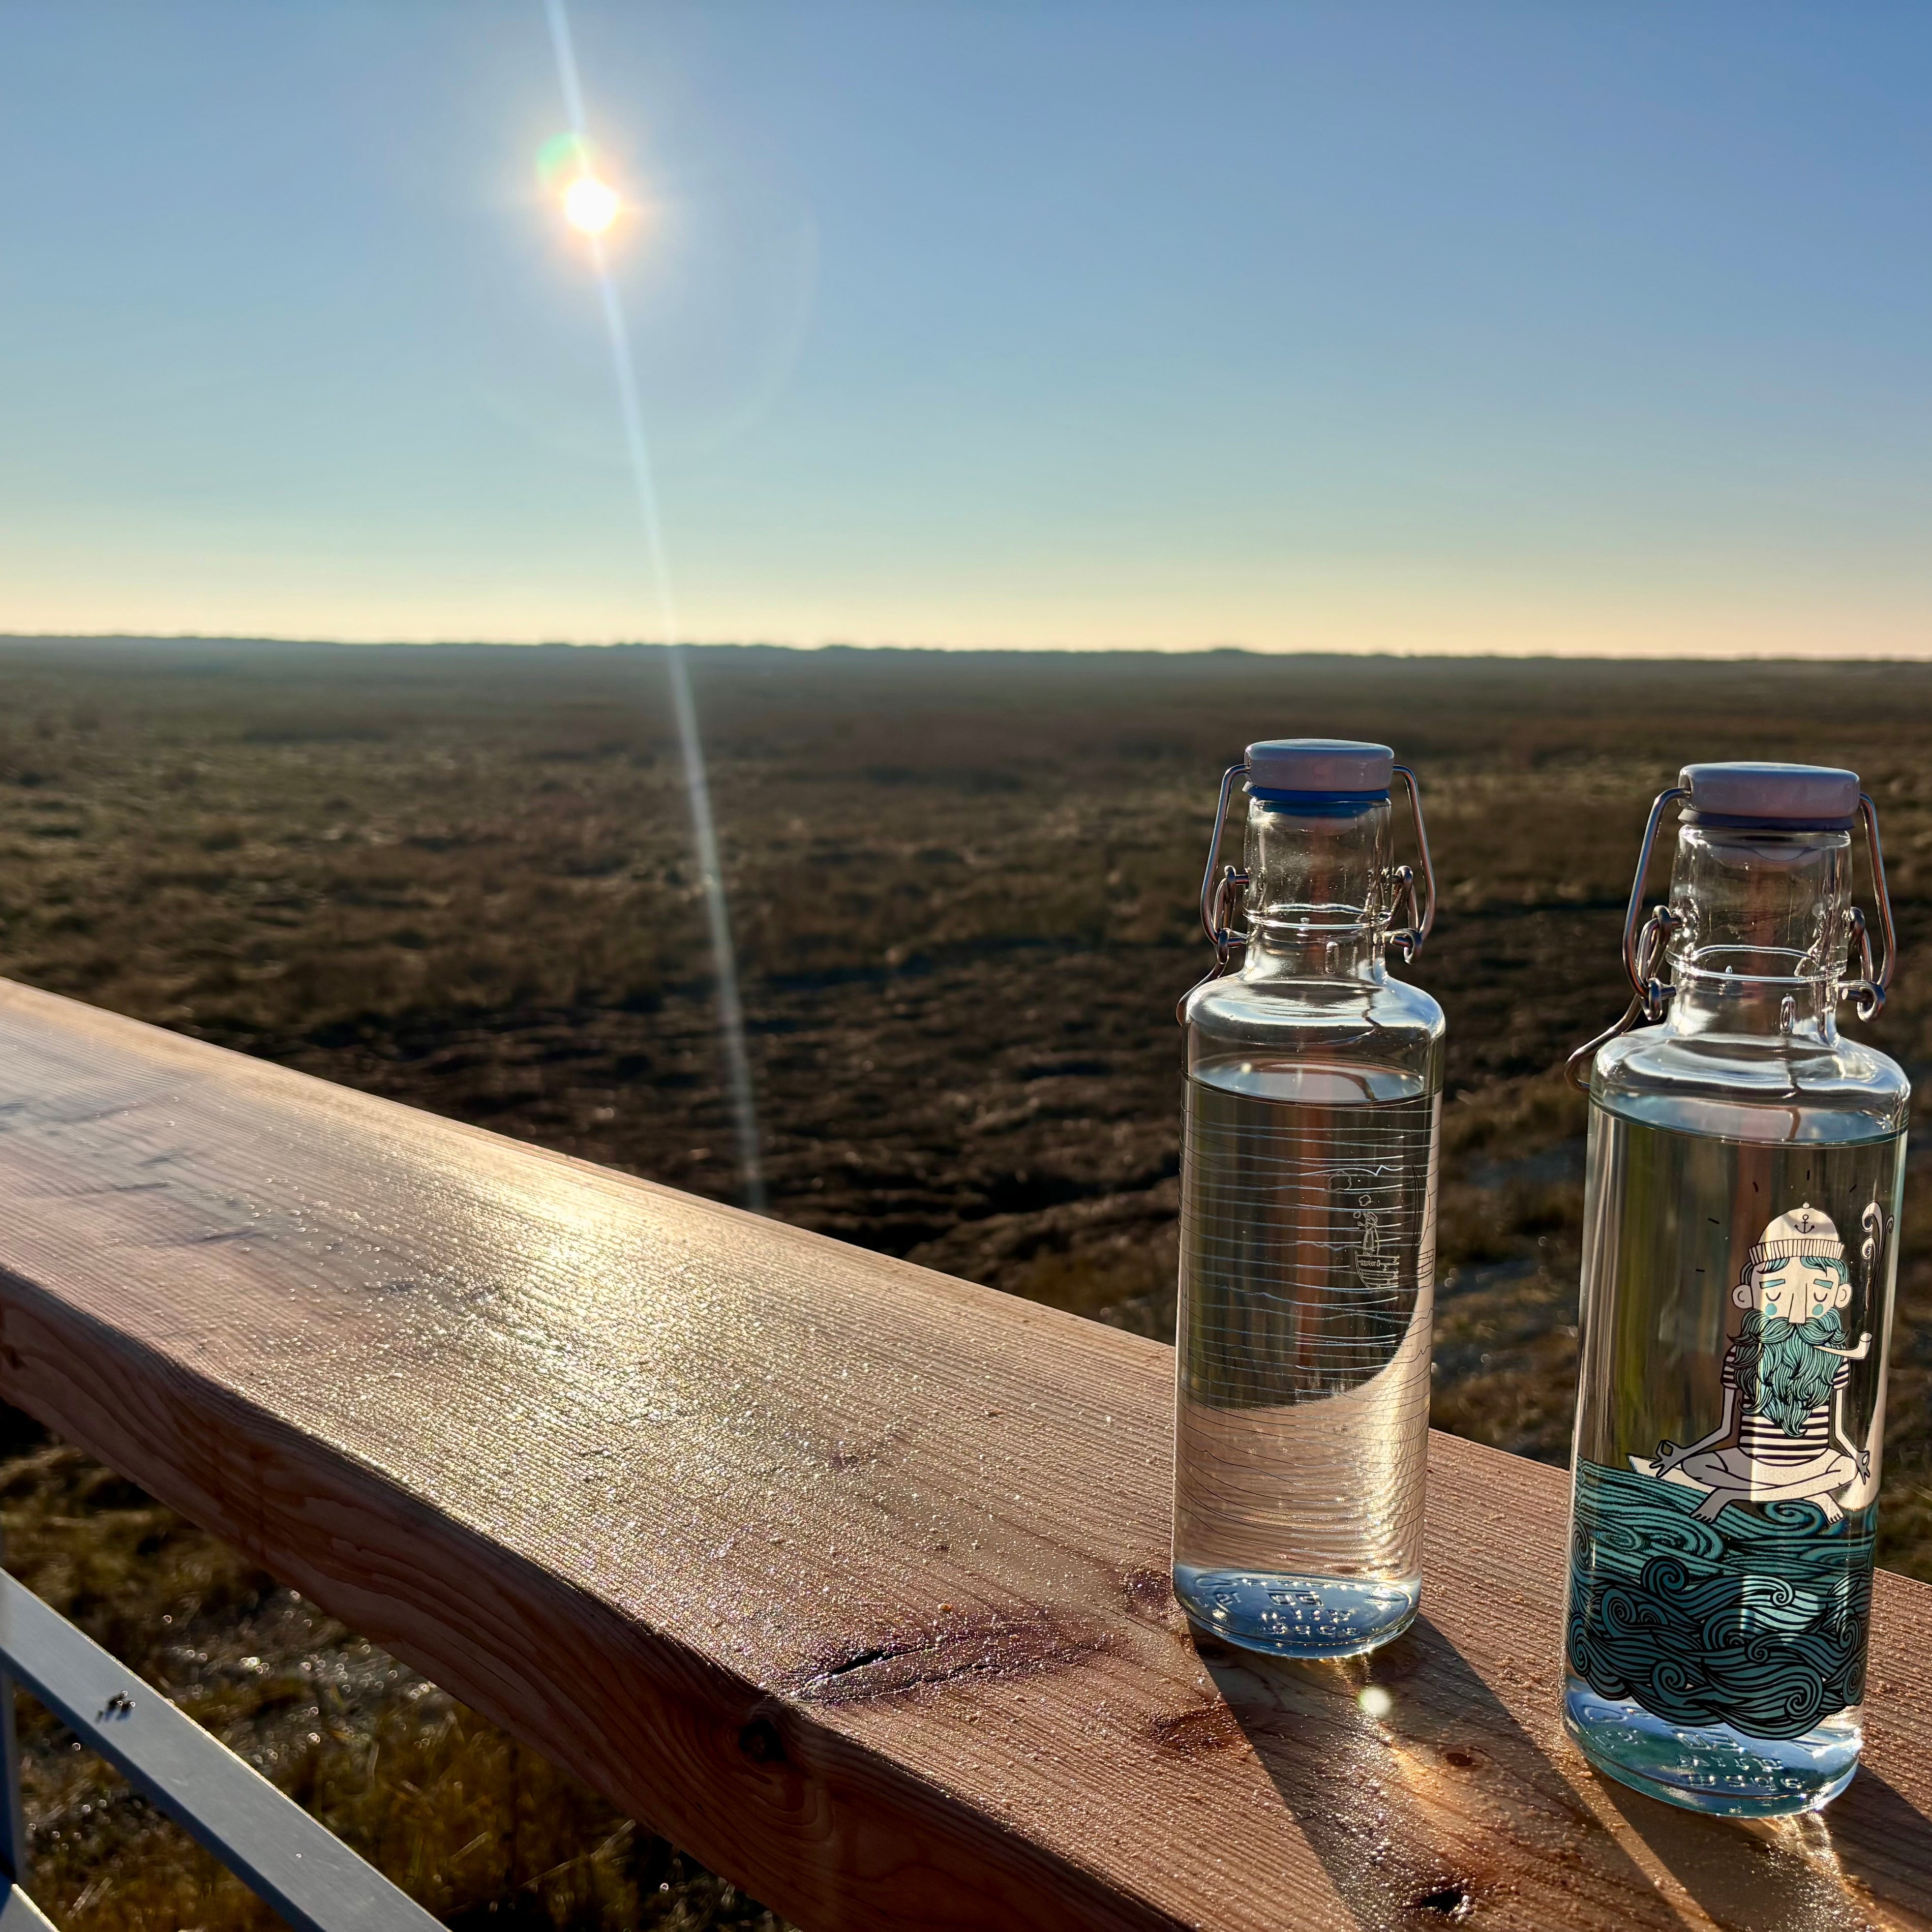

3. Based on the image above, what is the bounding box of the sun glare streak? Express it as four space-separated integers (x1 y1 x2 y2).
541 0 768 1215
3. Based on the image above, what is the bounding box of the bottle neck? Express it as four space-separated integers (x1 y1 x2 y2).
1669 974 1840 1043
1240 795 1392 982
1663 822 1850 1042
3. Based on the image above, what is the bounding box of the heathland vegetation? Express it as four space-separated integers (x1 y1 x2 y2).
1 638 1928 1926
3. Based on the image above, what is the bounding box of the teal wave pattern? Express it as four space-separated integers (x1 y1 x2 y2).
1567 1460 1873 1742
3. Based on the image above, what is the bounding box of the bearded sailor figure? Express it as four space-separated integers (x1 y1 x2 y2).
1648 1205 1873 1523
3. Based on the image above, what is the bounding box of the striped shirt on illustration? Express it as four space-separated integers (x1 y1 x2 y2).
1720 1346 1849 1468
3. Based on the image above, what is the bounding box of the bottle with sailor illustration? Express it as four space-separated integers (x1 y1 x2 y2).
1562 762 1908 1816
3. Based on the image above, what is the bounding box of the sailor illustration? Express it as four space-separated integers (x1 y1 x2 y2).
1647 1206 1873 1523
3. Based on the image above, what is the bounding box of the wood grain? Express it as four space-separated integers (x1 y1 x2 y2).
0 977 1924 1931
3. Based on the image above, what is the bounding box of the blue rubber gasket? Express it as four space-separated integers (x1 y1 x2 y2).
1248 787 1390 807
1681 809 1856 832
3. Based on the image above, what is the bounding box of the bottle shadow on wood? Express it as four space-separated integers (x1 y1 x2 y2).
1193 1610 1921 1932
1593 1763 1932 1932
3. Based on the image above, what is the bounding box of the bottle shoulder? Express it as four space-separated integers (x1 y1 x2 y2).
1593 1021 1910 1140
1184 967 1444 1081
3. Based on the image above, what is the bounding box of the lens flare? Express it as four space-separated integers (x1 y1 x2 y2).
542 0 768 1215
536 129 587 187
1359 1685 1394 1719
563 175 619 234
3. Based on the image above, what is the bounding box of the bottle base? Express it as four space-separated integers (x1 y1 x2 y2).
1173 1565 1418 1659
1563 1678 1859 1817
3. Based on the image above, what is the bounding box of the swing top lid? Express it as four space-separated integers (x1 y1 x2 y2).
1246 739 1394 801
1680 762 1859 830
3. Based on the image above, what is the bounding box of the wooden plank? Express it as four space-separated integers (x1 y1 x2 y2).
0 975 1924 1932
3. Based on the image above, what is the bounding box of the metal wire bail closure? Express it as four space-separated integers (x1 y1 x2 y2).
1844 793 1898 1021
1195 762 1252 970
1386 766 1438 962
1564 783 1900 1091
1176 760 1437 1022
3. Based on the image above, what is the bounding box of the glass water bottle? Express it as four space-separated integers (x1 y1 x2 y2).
1564 762 1906 1816
1173 739 1444 1657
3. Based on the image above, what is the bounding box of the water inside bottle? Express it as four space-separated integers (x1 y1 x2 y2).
1173 1059 1437 1656
1565 1097 1903 1815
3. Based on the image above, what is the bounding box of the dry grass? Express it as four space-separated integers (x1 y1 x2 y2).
1 637 1931 1921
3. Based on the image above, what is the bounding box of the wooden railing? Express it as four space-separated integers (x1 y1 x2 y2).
0 976 1925 1931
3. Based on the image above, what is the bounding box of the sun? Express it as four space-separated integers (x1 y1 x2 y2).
562 175 620 235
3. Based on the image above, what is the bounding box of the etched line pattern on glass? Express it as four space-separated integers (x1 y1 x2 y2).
1174 1065 1437 1647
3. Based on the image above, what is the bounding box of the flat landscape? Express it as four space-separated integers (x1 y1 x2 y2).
2 637 1929 1926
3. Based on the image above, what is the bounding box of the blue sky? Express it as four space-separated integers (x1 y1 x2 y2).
2 2 1929 654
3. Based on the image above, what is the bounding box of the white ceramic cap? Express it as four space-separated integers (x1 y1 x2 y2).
1679 762 1859 826
1246 738 1395 795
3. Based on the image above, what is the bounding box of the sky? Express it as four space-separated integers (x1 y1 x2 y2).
2 2 1929 656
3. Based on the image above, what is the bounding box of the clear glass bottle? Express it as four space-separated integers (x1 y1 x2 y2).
1172 739 1444 1658
1564 762 1907 1817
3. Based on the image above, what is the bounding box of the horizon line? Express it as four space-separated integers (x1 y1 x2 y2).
2 631 1929 666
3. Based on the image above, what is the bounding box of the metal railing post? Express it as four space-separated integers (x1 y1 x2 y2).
0 1533 25 1891
0 1664 25 1891
0 1559 437 1931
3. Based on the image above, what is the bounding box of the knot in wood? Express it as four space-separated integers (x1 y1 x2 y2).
738 1715 786 1765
